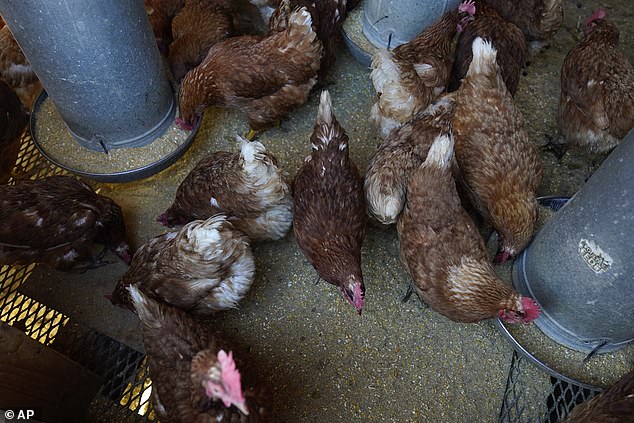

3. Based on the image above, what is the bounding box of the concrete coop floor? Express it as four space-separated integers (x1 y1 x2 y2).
5 0 634 422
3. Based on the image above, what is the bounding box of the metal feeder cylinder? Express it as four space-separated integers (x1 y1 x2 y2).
513 131 634 354
0 0 174 152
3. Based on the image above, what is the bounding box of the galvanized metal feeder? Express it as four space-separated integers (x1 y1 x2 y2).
0 0 197 182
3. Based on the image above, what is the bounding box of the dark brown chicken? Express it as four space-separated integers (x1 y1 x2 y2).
169 0 234 81
364 93 455 224
158 136 292 241
176 6 321 138
110 215 255 315
397 132 540 323
561 370 634 423
0 78 27 184
128 286 268 422
293 90 366 314
452 38 542 264
558 10 634 154
449 1 527 95
0 176 131 270
0 25 42 111
369 0 475 138
269 0 350 82
483 0 563 50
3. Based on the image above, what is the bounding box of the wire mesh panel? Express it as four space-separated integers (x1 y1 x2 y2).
499 351 601 423
0 128 155 421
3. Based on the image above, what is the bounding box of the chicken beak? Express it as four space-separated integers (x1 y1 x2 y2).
235 400 249 415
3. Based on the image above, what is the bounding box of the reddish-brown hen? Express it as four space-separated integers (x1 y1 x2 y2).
452 38 542 264
0 78 27 184
364 93 455 224
110 215 255 315
158 136 292 241
176 6 321 136
269 0 350 82
449 1 527 95
369 0 475 138
0 25 42 111
0 176 131 270
398 133 540 323
145 0 173 55
483 0 563 50
169 0 234 81
129 286 268 422
561 369 633 423
558 10 634 154
293 90 366 314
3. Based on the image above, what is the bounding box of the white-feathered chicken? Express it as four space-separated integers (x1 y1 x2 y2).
159 136 292 242
364 93 455 224
110 215 255 315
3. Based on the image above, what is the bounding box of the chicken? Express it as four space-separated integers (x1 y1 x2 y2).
169 0 234 81
0 78 28 184
110 215 255 316
483 0 563 50
364 93 455 224
557 10 634 155
0 176 131 270
397 132 540 323
145 0 173 55
369 0 476 138
293 90 366 314
449 1 527 96
452 38 542 264
176 6 321 139
561 370 634 423
158 136 292 242
0 25 42 111
269 0 350 82
128 286 268 422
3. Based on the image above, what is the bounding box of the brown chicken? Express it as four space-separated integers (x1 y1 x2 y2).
449 1 527 96
293 90 366 314
110 215 255 315
364 93 455 224
176 6 321 138
145 0 173 55
561 370 634 423
369 0 475 138
483 0 563 50
0 78 27 184
0 176 131 270
158 136 292 241
269 0 350 82
128 286 268 422
452 37 542 264
169 0 234 81
0 25 42 111
397 132 540 323
558 10 634 154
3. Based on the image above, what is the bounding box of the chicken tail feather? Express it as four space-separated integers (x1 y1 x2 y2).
468 37 498 77
424 133 454 170
128 285 164 329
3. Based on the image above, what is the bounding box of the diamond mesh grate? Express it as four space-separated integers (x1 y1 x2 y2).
1 128 155 422
499 351 601 423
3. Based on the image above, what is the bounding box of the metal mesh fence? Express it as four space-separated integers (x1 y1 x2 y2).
498 351 601 423
1 128 603 422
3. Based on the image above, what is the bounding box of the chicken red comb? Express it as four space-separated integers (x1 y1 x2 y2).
586 8 607 26
175 116 194 131
521 297 540 323
217 350 246 407
458 0 476 16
